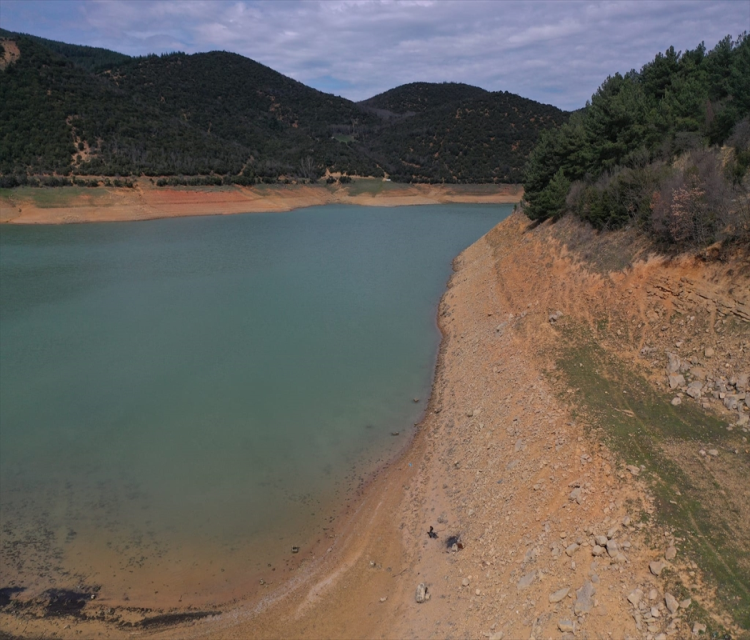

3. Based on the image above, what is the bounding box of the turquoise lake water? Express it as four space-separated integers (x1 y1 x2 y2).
0 203 511 604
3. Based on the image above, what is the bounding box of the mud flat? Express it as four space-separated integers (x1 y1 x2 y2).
0 182 522 224
2 212 748 639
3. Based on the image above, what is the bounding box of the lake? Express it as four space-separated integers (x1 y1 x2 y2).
0 203 511 607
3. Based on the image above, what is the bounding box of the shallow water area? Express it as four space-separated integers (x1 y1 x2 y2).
0 204 511 609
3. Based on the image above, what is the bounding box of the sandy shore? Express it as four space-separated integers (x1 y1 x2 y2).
2 213 748 639
0 182 522 224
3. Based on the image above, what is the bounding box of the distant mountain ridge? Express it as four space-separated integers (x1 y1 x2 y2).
0 30 568 184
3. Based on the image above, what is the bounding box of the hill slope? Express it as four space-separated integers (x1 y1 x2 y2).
0 32 566 183
363 91 566 183
359 81 489 115
0 27 130 71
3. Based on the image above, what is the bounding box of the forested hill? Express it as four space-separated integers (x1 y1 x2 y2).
364 91 566 183
521 33 750 248
0 27 130 71
0 31 566 184
359 82 490 115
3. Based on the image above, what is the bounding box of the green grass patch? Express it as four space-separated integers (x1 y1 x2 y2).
344 179 384 197
5 186 112 208
556 324 750 636
343 179 408 197
332 134 355 143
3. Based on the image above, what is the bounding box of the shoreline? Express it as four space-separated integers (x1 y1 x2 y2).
3 213 746 639
0 182 522 224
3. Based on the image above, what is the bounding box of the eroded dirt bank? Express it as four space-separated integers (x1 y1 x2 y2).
0 182 522 224
2 213 748 640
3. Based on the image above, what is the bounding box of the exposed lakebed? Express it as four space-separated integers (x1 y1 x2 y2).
0 204 511 609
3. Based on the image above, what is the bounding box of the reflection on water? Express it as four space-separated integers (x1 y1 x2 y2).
0 204 511 606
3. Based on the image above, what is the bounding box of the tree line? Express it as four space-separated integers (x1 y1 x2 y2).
522 34 750 246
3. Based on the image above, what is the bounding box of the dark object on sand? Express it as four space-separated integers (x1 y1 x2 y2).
427 526 438 539
0 587 25 608
446 535 464 550
139 611 219 628
291 546 300 554
390 431 400 436
44 589 91 617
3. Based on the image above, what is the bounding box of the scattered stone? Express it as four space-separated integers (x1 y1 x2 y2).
516 571 537 591
671 397 682 406
574 581 596 614
415 583 427 603
462 578 470 587
704 348 714 358
626 465 641 476
649 589 659 600
565 543 579 557
549 587 570 603
667 353 681 373
614 551 628 564
569 487 582 504
606 540 619 557
668 374 685 389
667 373 685 389
558 620 575 633
665 546 677 560
665 592 679 614
693 621 707 635
489 632 504 640
680 598 692 609
650 560 666 576
686 381 703 399
651 606 661 618
591 545 605 557
655 634 667 640
379 597 387 603
690 366 707 381
622 515 631 526
707 449 718 457
595 535 608 546
627 589 643 607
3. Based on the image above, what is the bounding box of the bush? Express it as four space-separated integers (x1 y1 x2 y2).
650 150 736 246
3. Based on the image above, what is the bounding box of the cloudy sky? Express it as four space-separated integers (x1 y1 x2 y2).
2 0 748 110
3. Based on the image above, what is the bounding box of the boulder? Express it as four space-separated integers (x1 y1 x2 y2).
665 592 679 614
666 353 681 373
686 381 703 399
516 571 537 591
574 581 596 614
549 587 570 603
649 560 666 576
668 374 686 389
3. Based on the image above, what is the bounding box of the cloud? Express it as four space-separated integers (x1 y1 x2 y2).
2 0 747 109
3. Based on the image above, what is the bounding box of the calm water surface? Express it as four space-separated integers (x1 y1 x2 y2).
0 204 511 604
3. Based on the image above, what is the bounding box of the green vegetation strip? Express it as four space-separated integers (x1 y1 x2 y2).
556 325 750 636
